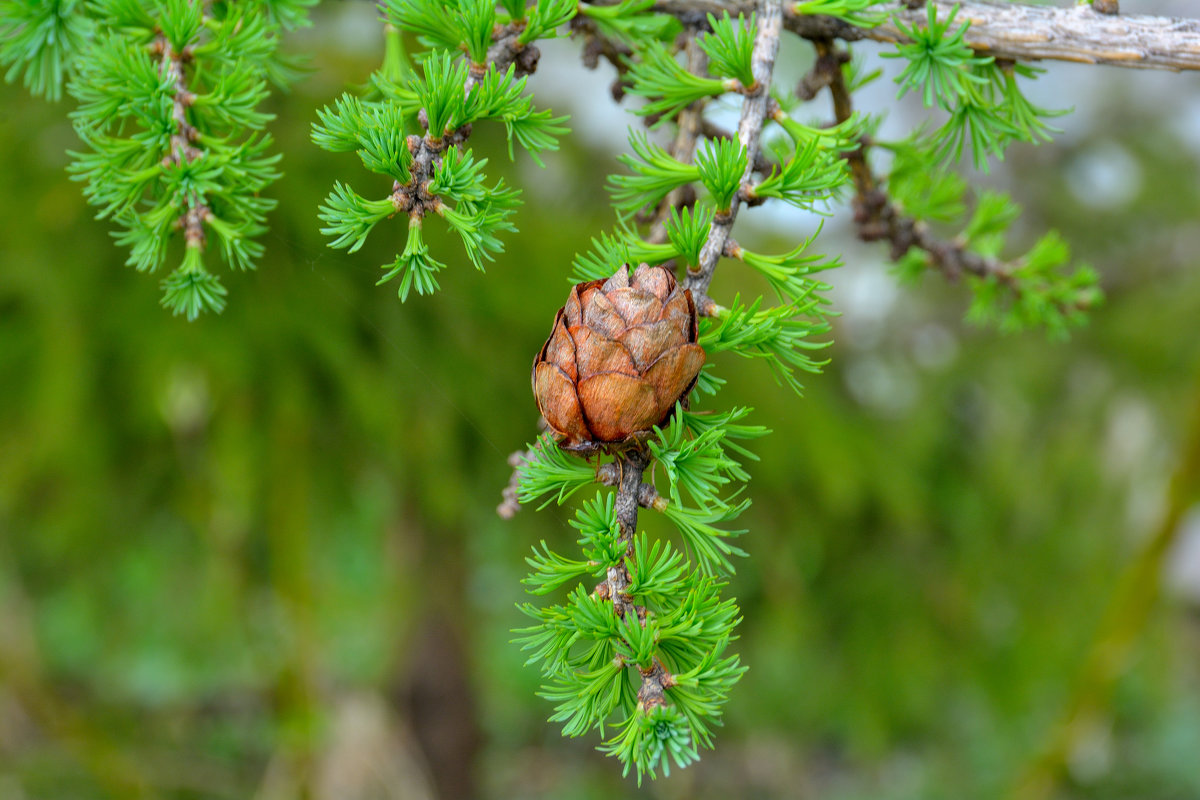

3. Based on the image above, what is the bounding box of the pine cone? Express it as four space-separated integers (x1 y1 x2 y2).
533 264 705 451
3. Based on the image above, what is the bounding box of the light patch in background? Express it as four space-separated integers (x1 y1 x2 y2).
843 354 917 416
1169 95 1200 158
1103 393 1170 533
1167 506 1200 605
158 365 211 437
1068 717 1114 784
329 3 385 59
1065 141 1143 211
830 258 900 351
909 323 958 371
1102 395 1157 478
525 39 635 150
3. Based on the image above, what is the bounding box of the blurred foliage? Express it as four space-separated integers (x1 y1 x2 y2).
2 8 1200 799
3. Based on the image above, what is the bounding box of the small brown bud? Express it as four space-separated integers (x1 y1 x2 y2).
514 44 541 76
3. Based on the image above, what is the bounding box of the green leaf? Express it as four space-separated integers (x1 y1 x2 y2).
695 137 747 212
579 0 680 48
523 542 597 596
520 0 578 44
998 62 1068 144
963 190 1020 243
663 205 714 271
933 83 1018 172
503 104 570 166
650 405 749 511
513 602 578 675
572 492 624 568
615 608 660 668
794 0 889 28
734 232 839 305
661 499 749 576
698 12 756 88
383 0 462 51
665 637 746 748
883 136 967 222
680 407 769 462
160 248 227 320
608 130 699 218
412 50 469 139
0 0 93 101
461 64 527 123
883 3 992 111
439 181 521 271
428 144 489 202
700 296 832 395
625 534 688 608
626 40 731 123
355 102 414 182
458 0 496 63
318 182 395 253
541 656 628 737
312 94 369 153
600 704 698 785
749 135 847 210
572 227 676 283
378 217 446 301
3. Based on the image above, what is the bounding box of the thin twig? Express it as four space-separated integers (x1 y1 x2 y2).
598 462 668 511
152 33 209 252
815 40 1091 312
606 448 651 619
647 35 709 244
685 0 784 315
602 448 678 707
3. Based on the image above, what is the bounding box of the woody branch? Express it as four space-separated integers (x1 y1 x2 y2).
151 33 208 253
643 0 1200 72
685 0 784 315
801 38 1091 312
602 448 674 710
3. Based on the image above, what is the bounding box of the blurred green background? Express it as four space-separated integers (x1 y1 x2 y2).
3 5 1200 799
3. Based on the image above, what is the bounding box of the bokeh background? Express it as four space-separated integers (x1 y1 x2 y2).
3 3 1200 798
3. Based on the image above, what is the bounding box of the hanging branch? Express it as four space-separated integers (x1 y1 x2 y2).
314 0 571 300
154 29 208 259
604 449 652 618
66 2 286 319
516 2 816 781
797 26 1100 333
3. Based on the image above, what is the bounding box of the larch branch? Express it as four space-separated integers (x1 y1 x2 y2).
647 0 1200 72
647 35 708 244
685 0 784 313
878 0 1200 72
813 41 1093 314
604 449 677 712
152 33 209 252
